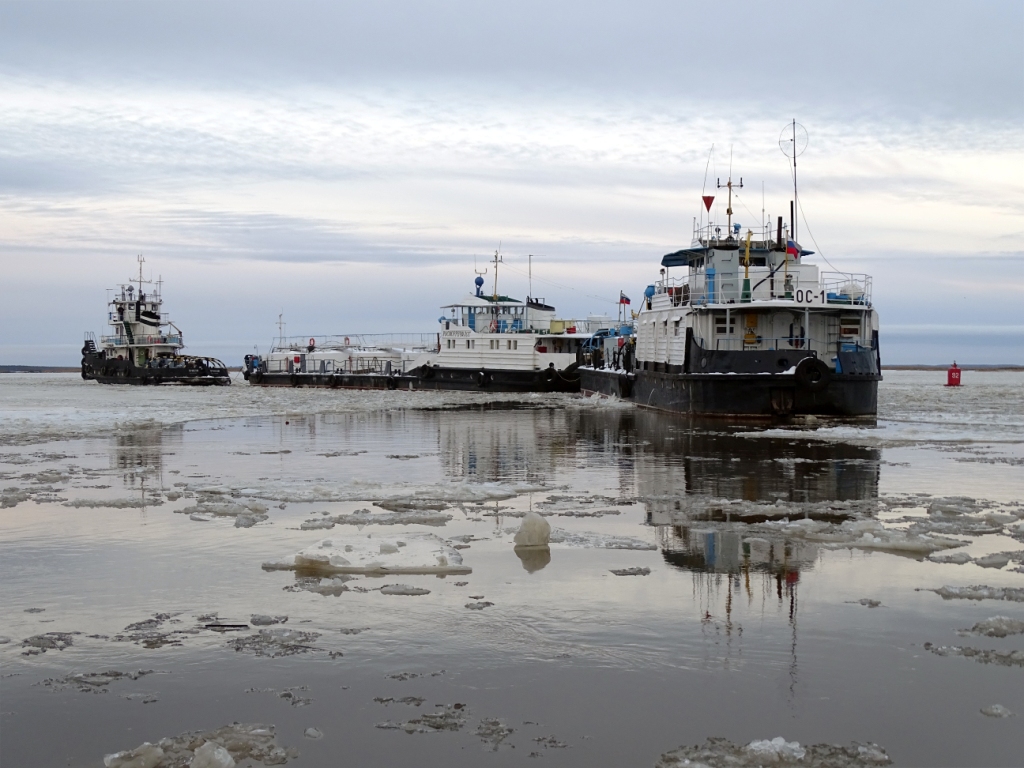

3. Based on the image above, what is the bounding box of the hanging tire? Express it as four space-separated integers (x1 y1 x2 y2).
476 370 489 388
290 373 299 387
386 377 397 390
795 357 831 393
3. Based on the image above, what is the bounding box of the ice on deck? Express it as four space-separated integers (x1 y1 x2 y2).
263 532 471 575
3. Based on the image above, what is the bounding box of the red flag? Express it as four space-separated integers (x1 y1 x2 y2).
702 195 715 211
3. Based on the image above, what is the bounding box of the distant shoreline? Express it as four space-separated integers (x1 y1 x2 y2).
1 364 1019 374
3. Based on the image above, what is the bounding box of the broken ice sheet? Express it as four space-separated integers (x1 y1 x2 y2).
476 718 514 751
375 703 468 734
928 585 1024 602
21 632 77 655
300 508 453 530
228 628 322 658
656 736 891 767
263 532 471 575
102 723 296 767
380 584 431 596
923 643 1024 667
547 529 656 550
962 616 1024 637
42 669 157 693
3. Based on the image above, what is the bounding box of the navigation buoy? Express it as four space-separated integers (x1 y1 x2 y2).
946 362 961 387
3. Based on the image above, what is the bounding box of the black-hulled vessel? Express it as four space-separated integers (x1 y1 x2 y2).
581 129 880 417
81 257 230 386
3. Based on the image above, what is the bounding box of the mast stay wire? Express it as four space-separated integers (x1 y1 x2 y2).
784 159 847 277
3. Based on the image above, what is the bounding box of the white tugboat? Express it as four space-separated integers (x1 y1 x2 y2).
81 257 230 386
245 254 630 391
581 125 880 416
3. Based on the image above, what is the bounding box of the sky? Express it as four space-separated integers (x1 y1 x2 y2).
1 0 1022 366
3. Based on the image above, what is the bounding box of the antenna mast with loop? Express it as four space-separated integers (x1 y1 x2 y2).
779 120 808 244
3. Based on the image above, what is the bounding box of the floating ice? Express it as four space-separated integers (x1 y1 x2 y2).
43 669 155 693
974 553 1011 569
303 509 453 529
103 723 295 768
966 616 1024 637
980 704 1014 718
376 703 467 734
64 498 157 509
302 728 323 740
856 599 881 608
178 501 269 527
746 737 806 762
930 585 1024 602
656 736 891 767
928 551 973 565
476 718 514 751
190 742 235 768
380 584 431 596
548 529 656 550
228 628 322 658
21 632 76 654
283 576 353 596
465 601 494 610
264 533 471 575
250 615 288 626
610 567 651 576
104 742 164 768
514 512 551 547
924 642 1024 667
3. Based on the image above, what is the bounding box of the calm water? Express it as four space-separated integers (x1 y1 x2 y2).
1 372 1022 767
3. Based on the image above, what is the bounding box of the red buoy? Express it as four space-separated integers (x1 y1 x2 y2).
946 362 961 387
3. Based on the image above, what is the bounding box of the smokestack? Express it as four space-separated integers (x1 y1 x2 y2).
777 216 783 249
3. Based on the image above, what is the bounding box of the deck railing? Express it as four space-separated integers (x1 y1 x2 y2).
271 333 438 352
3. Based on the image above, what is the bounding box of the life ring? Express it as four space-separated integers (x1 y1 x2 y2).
489 320 498 332
794 357 831 393
309 337 316 347
344 336 350 346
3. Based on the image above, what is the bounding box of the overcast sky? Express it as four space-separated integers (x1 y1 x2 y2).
1 0 1022 365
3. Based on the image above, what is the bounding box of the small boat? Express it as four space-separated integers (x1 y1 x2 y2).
81 257 230 386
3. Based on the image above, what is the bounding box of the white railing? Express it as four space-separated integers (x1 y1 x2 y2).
271 333 437 352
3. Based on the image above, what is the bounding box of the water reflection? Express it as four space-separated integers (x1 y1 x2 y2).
114 425 181 505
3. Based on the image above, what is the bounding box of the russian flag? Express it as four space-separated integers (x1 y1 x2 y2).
786 240 801 258
619 291 631 305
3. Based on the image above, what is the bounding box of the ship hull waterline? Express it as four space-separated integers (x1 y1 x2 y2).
245 365 580 393
580 367 878 418
81 353 231 386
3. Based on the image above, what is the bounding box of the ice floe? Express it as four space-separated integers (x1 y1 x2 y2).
21 632 77 655
302 727 323 740
42 669 156 693
376 703 467 733
250 615 288 626
177 501 269 527
246 687 312 707
63 497 158 509
465 601 494 610
610 567 651 576
228 628 322 658
475 718 514 751
300 508 453 530
102 723 296 768
980 704 1014 718
380 584 431 596
548 529 657 550
929 585 1024 602
923 642 1024 667
264 533 471 575
656 736 891 767
963 616 1024 637
514 512 551 547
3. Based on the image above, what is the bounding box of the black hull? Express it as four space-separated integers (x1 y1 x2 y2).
581 367 877 417
245 365 580 393
81 353 230 386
